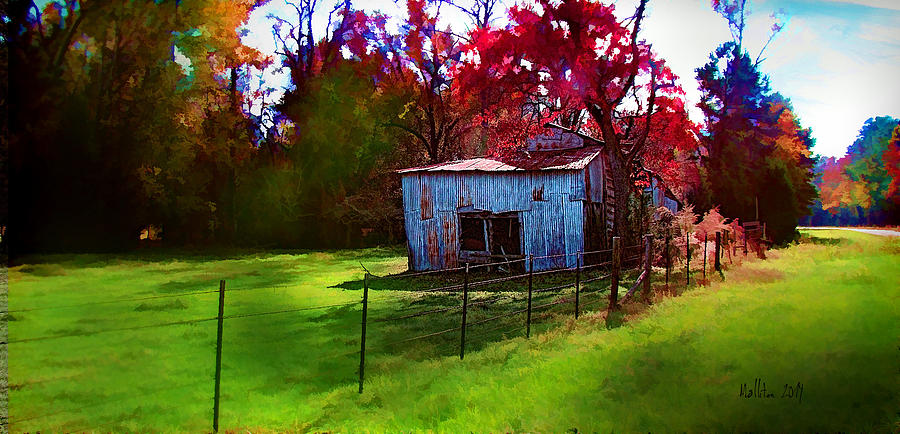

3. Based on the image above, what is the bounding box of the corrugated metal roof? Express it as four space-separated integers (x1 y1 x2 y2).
397 146 603 173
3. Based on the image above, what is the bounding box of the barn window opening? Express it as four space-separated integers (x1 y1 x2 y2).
460 215 487 251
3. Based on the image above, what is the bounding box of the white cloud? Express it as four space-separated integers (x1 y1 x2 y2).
820 0 900 11
632 0 900 157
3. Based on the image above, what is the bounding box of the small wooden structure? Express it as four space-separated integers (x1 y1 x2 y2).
398 125 619 272
742 221 772 258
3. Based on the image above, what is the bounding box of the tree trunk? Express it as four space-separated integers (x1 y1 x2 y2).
607 150 630 239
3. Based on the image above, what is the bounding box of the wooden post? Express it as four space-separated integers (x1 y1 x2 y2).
703 233 708 280
526 255 533 338
743 227 748 256
727 229 733 264
575 251 581 319
722 230 728 265
609 237 621 312
642 234 652 301
459 263 470 360
358 273 369 393
213 280 226 432
715 231 721 273
685 231 690 285
664 232 670 287
732 229 738 257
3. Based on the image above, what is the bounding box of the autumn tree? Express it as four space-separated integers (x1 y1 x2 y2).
884 124 900 203
458 0 700 239
811 116 900 225
365 0 484 164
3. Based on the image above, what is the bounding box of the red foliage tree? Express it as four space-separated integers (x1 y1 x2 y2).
458 0 700 236
883 124 900 203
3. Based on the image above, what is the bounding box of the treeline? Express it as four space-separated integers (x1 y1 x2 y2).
809 116 900 226
4 0 821 257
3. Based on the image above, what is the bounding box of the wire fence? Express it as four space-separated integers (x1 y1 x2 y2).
9 229 750 432
356 236 655 393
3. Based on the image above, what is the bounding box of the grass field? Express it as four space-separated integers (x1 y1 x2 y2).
6 229 899 432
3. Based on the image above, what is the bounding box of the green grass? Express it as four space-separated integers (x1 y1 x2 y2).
7 230 899 432
7 246 611 432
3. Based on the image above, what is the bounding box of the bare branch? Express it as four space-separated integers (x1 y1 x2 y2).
611 0 648 108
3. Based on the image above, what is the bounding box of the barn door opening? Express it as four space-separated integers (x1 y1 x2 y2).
459 215 487 252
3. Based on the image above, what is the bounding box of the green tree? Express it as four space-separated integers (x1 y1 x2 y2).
6 0 267 256
694 1 814 244
843 116 899 224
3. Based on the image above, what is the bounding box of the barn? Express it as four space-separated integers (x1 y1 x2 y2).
398 125 617 272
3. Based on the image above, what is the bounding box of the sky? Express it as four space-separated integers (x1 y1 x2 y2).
239 0 900 158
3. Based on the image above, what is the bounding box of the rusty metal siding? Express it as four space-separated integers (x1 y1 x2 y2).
402 170 586 272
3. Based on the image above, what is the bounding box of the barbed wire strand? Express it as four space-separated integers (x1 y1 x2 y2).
371 296 503 324
367 257 528 280
379 325 462 347
8 299 363 345
221 301 360 321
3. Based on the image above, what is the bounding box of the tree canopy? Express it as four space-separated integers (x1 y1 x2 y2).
692 0 816 244
6 0 886 257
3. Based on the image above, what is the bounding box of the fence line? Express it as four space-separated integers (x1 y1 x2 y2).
367 257 529 280
8 299 363 345
3 281 367 315
372 296 503 323
379 325 462 347
220 301 360 320
465 306 530 328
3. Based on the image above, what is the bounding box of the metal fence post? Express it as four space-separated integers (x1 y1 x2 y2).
459 263 469 360
526 255 533 338
715 231 722 273
213 280 226 432
642 234 652 301
358 273 369 393
685 231 690 285
575 251 581 319
609 237 621 312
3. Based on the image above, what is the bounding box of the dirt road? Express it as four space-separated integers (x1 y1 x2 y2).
799 226 900 237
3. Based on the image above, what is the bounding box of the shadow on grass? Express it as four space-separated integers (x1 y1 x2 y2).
219 277 618 399
12 244 407 267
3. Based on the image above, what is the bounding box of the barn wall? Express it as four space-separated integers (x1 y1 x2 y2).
402 171 586 271
585 156 605 203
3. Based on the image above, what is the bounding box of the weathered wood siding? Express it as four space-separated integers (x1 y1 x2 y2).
402 171 586 271
583 156 607 254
